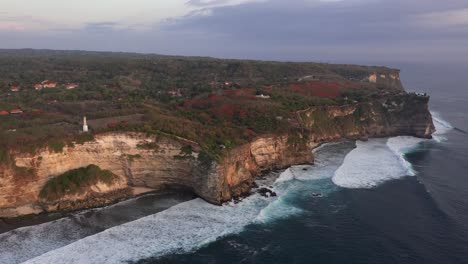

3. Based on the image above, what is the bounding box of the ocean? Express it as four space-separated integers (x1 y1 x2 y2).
1 63 467 264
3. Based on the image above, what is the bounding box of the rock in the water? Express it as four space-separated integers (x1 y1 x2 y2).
258 187 277 198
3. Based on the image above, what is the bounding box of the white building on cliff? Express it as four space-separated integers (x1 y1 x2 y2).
83 116 89 132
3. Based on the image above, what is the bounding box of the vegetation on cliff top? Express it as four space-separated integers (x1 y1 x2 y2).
39 165 119 201
0 49 404 159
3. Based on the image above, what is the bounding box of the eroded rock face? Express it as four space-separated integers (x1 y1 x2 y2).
299 94 435 141
211 136 316 204
0 94 435 217
0 133 201 217
367 70 403 90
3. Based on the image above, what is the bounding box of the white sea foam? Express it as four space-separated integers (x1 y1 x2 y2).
332 139 411 189
387 136 425 176
255 195 303 223
21 142 355 264
332 115 455 190
431 111 453 142
275 167 296 183
9 116 454 263
24 197 271 264
4 113 455 263
0 217 88 264
0 195 186 264
276 142 355 183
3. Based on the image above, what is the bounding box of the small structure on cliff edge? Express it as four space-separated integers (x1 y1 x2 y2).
83 116 89 132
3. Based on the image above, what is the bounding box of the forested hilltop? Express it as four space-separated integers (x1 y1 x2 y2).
0 49 404 160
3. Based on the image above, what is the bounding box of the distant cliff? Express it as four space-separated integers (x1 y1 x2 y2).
0 93 434 218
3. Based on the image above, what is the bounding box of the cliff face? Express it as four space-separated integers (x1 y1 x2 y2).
0 94 435 218
367 71 403 90
0 134 201 217
298 93 435 142
204 136 316 204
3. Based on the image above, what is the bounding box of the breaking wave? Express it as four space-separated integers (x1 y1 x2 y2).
431 111 453 142
332 139 409 189
24 197 269 264
0 194 191 264
22 142 354 264
9 112 455 263
332 110 453 189
387 136 425 176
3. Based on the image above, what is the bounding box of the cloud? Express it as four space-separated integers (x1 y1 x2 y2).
1 0 468 64
0 21 26 31
186 0 268 8
83 22 120 33
413 8 468 29
186 0 230 6
156 0 468 62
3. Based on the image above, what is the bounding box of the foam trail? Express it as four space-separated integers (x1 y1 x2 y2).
332 139 410 189
24 197 271 264
431 111 453 142
23 142 355 264
387 136 425 176
255 195 303 224
275 142 354 184
0 194 190 264
334 111 453 189
275 167 296 183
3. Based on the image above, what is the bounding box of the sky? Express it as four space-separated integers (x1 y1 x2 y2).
1 0 467 64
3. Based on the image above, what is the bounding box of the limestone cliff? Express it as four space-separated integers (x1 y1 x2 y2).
0 93 435 218
366 70 403 90
298 93 434 141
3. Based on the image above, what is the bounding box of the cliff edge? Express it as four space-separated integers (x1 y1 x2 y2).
0 93 434 218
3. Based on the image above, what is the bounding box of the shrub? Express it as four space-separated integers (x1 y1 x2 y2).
180 145 193 155
126 154 142 162
74 133 95 145
39 164 118 201
197 151 214 168
0 149 9 163
174 145 194 160
48 141 65 153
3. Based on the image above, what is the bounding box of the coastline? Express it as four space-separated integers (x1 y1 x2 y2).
0 93 435 218
0 188 195 234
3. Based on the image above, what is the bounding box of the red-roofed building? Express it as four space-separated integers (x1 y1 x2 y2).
42 80 58 88
167 89 182 97
10 109 23 115
66 83 79 90
11 86 20 92
34 84 43 90
0 110 9 116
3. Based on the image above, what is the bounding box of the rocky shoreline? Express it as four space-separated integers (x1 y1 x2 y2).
0 93 435 218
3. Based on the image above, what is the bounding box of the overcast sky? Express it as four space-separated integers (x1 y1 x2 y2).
1 0 467 63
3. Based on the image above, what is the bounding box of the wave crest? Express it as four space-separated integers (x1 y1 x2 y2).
431 111 453 142
332 137 423 189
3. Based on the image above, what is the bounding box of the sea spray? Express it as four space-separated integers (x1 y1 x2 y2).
332 117 452 190
431 111 453 142
0 193 191 264
387 136 426 176
23 142 355 264
332 139 409 189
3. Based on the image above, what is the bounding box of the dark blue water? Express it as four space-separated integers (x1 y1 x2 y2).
1 63 467 264
138 141 468 264
137 63 468 264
